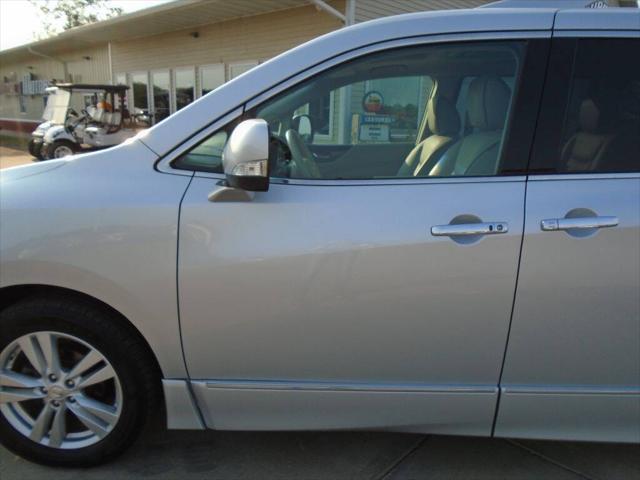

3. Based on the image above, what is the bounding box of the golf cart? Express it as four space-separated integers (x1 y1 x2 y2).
30 83 150 160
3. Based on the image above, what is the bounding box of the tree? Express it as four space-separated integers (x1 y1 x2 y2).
30 0 123 38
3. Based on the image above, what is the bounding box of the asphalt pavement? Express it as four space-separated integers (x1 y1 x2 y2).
1 415 638 479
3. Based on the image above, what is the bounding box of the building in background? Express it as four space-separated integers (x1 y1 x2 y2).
0 0 492 137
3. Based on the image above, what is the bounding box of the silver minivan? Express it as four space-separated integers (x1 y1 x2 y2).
1 4 638 466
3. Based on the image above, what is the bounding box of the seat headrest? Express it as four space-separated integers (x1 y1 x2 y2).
91 108 104 122
579 99 600 133
427 95 460 137
467 76 511 131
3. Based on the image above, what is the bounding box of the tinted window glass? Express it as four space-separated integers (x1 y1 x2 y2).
175 41 524 178
546 39 639 174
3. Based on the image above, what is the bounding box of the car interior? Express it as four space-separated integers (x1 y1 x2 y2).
255 42 522 180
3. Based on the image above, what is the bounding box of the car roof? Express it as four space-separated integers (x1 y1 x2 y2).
140 7 638 156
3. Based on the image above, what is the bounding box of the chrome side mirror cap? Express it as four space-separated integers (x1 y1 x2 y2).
222 119 269 192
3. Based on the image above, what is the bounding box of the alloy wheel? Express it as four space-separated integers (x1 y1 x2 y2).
0 331 122 449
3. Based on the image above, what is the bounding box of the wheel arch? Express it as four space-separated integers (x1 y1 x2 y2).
0 283 165 403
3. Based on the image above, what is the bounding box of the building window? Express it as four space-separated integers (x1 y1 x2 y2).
151 70 171 122
174 67 195 111
114 73 129 108
18 95 26 114
131 72 149 113
199 64 225 97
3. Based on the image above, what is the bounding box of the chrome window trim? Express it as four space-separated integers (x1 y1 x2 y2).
553 30 640 38
528 172 640 182
159 30 549 179
192 172 527 185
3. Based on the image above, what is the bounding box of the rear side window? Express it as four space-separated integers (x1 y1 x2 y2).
532 38 639 174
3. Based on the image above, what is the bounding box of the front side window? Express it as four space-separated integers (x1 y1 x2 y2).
176 41 524 179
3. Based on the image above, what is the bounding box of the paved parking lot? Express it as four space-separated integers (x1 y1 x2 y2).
1 414 638 480
0 145 35 169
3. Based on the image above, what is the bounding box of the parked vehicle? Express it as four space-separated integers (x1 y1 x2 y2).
0 4 638 467
28 84 149 160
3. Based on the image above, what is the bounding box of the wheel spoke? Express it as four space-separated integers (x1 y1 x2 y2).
0 387 46 403
65 350 103 382
68 403 110 439
48 405 67 448
1 330 122 449
78 363 115 388
75 395 119 425
17 336 47 377
30 403 54 443
35 333 61 377
0 370 44 388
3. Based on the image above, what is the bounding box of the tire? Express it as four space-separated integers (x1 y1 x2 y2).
28 139 44 160
46 140 76 159
0 297 160 466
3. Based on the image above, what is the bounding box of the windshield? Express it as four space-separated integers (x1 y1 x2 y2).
42 89 71 123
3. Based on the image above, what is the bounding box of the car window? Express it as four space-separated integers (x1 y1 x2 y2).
540 38 639 174
175 41 525 179
174 130 228 172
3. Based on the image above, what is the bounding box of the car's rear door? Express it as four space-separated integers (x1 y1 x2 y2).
177 35 550 435
496 22 640 443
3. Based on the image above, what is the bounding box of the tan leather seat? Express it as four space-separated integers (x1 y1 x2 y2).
429 76 511 177
397 95 460 177
561 99 613 172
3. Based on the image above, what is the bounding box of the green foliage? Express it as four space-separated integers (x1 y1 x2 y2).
30 0 123 37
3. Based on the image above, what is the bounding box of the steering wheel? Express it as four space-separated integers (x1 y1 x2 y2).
284 129 321 179
64 110 84 131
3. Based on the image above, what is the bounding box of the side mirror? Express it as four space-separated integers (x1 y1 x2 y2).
222 119 269 192
292 114 314 143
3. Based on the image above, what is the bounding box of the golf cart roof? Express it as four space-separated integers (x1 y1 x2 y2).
52 83 129 93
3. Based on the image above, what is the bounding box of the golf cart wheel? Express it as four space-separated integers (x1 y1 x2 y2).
28 140 44 160
47 140 77 159
0 297 159 466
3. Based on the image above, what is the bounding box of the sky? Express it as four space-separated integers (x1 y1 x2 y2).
0 0 174 51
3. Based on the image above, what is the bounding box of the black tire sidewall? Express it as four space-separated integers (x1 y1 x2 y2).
0 300 148 466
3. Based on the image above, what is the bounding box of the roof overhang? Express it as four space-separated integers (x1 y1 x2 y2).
0 0 314 62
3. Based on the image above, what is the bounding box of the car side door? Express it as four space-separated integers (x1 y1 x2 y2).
176 35 549 435
496 35 640 443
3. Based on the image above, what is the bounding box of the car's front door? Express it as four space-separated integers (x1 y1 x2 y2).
496 37 640 443
177 37 548 434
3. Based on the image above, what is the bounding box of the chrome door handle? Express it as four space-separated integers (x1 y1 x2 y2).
431 222 509 237
540 216 619 231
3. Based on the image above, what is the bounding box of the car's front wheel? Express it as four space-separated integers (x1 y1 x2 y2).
0 297 159 466
28 139 44 160
46 140 77 159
